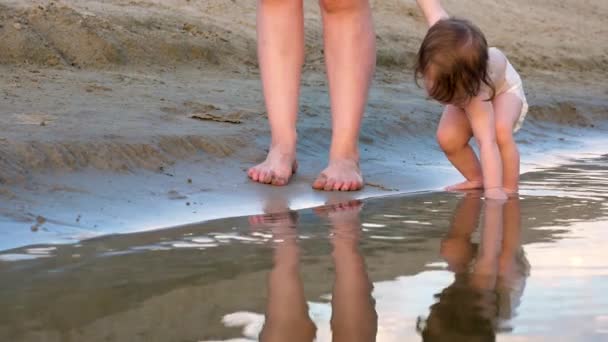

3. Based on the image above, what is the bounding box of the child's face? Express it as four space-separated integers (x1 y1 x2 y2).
423 65 451 106
423 63 469 107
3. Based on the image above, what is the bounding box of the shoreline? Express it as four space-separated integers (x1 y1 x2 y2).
1 0 607 252
1 132 606 253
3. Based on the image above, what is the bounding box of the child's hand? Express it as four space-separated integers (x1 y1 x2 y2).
484 188 508 201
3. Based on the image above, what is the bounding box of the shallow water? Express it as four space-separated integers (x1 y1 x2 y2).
1 154 607 342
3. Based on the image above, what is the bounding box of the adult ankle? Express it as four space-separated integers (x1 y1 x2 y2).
329 148 359 162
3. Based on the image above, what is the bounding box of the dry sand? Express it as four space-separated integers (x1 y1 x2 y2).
0 0 607 250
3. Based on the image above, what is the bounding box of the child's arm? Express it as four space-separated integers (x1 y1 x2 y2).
465 95 508 200
416 0 449 27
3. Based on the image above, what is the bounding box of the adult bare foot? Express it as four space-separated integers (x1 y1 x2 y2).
312 159 363 192
445 179 483 191
247 148 297 186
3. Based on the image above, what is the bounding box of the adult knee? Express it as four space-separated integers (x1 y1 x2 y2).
319 0 364 14
259 0 299 7
436 127 465 155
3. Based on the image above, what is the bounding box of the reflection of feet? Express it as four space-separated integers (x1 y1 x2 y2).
445 179 483 191
247 147 298 186
249 211 298 242
312 159 363 191
248 211 297 227
314 200 363 218
314 200 363 242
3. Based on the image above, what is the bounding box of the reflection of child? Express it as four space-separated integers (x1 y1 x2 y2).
415 1 528 200
494 197 530 332
417 194 529 341
495 246 530 332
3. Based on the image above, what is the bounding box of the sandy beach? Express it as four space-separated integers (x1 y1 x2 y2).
0 0 607 250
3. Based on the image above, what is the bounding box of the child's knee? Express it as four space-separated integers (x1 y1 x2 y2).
495 121 515 147
436 128 462 155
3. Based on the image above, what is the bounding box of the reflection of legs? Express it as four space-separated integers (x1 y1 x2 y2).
436 105 483 191
320 202 377 341
258 215 316 342
312 0 376 192
441 192 482 273
446 192 483 237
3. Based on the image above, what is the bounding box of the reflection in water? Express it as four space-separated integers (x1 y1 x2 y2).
0 155 606 341
252 201 378 342
418 194 529 341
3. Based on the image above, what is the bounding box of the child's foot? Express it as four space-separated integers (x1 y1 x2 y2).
504 187 519 197
445 179 483 191
312 159 363 191
247 148 297 186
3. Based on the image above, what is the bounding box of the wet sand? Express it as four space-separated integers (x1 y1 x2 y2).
0 0 607 249
0 153 606 341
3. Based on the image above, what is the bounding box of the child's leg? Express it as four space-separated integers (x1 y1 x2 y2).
493 93 523 194
436 105 483 190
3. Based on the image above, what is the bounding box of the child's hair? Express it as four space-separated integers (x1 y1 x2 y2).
416 274 498 342
415 18 495 105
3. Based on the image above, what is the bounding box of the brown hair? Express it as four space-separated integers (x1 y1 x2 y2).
415 18 495 105
417 274 498 342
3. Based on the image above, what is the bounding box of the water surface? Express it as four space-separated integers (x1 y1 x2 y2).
1 154 607 341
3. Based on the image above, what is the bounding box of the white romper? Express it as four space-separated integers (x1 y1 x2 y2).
491 49 529 132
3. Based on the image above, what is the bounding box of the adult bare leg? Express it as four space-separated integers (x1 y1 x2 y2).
313 0 376 191
248 0 304 186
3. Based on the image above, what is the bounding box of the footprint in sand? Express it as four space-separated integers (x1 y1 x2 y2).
167 190 188 200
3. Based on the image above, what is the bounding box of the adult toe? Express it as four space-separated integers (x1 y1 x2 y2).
323 178 336 191
313 174 328 190
271 175 288 186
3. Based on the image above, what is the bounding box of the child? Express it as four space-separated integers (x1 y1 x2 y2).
415 0 528 200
